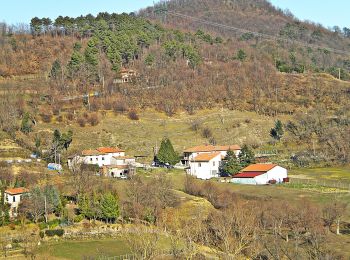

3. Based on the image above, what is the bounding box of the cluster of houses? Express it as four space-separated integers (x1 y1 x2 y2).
183 144 288 185
3 144 287 218
68 147 136 178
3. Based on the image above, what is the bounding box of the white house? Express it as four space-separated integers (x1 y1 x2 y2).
231 164 288 185
187 152 222 180
182 144 241 166
113 69 136 84
68 147 125 168
4 187 29 217
102 156 136 178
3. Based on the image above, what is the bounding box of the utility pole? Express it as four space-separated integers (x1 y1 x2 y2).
44 195 48 223
338 68 341 80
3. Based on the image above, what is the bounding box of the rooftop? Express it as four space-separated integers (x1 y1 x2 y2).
233 172 265 178
5 187 29 195
184 144 241 153
191 152 221 162
242 164 277 172
82 147 125 156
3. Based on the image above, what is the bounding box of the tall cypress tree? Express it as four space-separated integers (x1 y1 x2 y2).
222 149 242 175
157 138 179 166
100 192 119 223
238 145 255 168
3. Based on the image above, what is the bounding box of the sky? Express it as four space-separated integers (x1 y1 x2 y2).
0 0 349 29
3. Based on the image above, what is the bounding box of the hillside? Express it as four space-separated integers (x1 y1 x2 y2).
0 0 349 165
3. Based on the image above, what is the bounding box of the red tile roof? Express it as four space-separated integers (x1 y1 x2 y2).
191 152 221 162
233 172 265 178
242 164 277 172
184 145 241 153
82 147 124 156
5 187 29 195
97 147 125 153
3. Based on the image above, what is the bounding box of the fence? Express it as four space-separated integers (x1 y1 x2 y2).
289 177 350 191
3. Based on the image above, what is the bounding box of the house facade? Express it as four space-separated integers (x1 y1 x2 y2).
231 164 288 185
113 69 136 84
182 144 241 166
4 187 29 217
68 147 125 168
187 152 222 180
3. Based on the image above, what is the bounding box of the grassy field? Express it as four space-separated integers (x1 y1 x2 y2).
37 238 131 259
289 167 350 182
32 109 282 162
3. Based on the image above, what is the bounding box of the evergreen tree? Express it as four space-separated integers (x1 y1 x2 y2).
20 112 32 134
237 49 247 61
78 194 92 219
222 149 242 175
67 49 84 77
100 192 119 223
30 17 42 36
49 60 62 80
84 37 99 67
144 53 155 66
238 145 255 168
270 120 284 141
157 138 179 166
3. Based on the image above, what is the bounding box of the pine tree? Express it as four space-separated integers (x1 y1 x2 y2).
84 37 99 67
222 149 242 175
239 145 255 168
49 60 62 80
270 120 284 141
157 138 179 166
100 193 119 223
67 49 84 78
20 112 32 134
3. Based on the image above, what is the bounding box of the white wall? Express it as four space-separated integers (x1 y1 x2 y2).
254 166 287 185
5 193 24 217
231 166 288 185
189 155 221 180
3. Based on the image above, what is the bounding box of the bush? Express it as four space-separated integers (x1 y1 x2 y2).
41 113 53 123
39 231 44 239
244 119 251 124
201 127 213 138
190 120 201 132
57 115 63 122
66 112 74 121
74 214 84 223
88 113 100 126
77 117 86 127
128 110 139 120
113 100 128 114
45 229 64 237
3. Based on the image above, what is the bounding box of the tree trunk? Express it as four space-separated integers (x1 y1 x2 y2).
336 219 340 235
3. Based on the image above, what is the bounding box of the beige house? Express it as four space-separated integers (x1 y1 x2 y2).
113 69 137 84
4 187 29 217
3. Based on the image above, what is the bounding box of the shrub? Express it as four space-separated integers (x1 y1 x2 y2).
39 231 44 239
88 113 100 126
113 100 128 114
52 105 60 116
45 229 64 237
190 120 201 132
128 110 139 120
77 117 86 127
244 119 251 124
41 113 53 123
74 214 84 223
202 127 213 138
66 112 74 121
8 223 16 230
57 115 63 122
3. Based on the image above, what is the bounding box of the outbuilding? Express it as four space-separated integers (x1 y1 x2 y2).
231 164 287 185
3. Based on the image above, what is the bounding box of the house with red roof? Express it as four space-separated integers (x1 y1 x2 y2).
4 187 29 217
182 144 241 167
68 147 136 178
187 152 222 180
68 147 126 168
231 164 288 185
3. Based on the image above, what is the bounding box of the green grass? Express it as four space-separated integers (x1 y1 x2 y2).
38 238 131 259
289 167 350 182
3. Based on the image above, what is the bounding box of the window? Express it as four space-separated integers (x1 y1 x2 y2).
13 196 16 202
213 161 215 166
199 163 202 167
90 158 93 162
102 157 105 161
